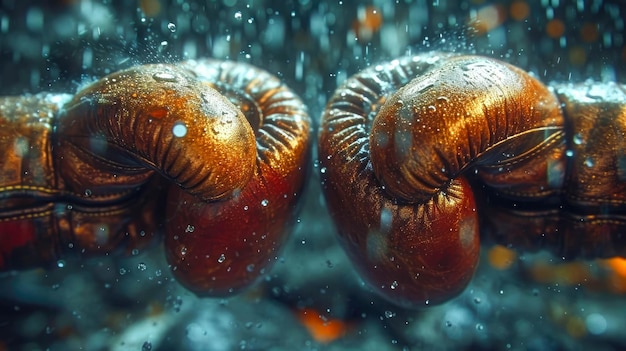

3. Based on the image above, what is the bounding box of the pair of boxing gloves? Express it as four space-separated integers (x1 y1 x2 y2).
0 52 624 308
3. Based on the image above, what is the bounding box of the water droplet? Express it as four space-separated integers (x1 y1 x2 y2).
234 11 242 20
57 260 65 268
320 167 327 174
390 280 398 289
172 122 187 137
585 157 594 167
152 72 177 82
185 224 195 233
476 323 484 331
84 189 92 197
384 310 396 318
380 207 393 233
167 22 176 32
246 264 255 272
566 149 574 157
218 254 226 263
119 268 128 275
261 199 269 207
137 262 147 271
474 297 481 304
573 133 584 144
142 341 153 351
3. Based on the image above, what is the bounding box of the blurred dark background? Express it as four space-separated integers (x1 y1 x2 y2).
1 0 624 111
1 0 625 350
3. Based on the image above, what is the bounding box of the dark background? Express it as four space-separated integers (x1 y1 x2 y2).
1 0 625 350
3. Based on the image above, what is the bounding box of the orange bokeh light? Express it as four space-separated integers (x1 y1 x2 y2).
546 19 565 38
296 308 348 344
510 1 530 21
487 245 517 270
469 4 507 35
580 22 599 43
352 5 383 41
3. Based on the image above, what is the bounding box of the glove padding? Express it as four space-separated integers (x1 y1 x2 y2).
0 62 258 271
319 52 564 308
57 63 256 202
164 60 311 296
481 82 626 259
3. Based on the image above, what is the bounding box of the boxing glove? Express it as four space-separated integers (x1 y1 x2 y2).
481 81 626 259
164 60 311 296
319 52 564 307
0 63 257 270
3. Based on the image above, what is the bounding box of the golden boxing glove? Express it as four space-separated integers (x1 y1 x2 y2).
0 60 310 297
319 52 625 308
